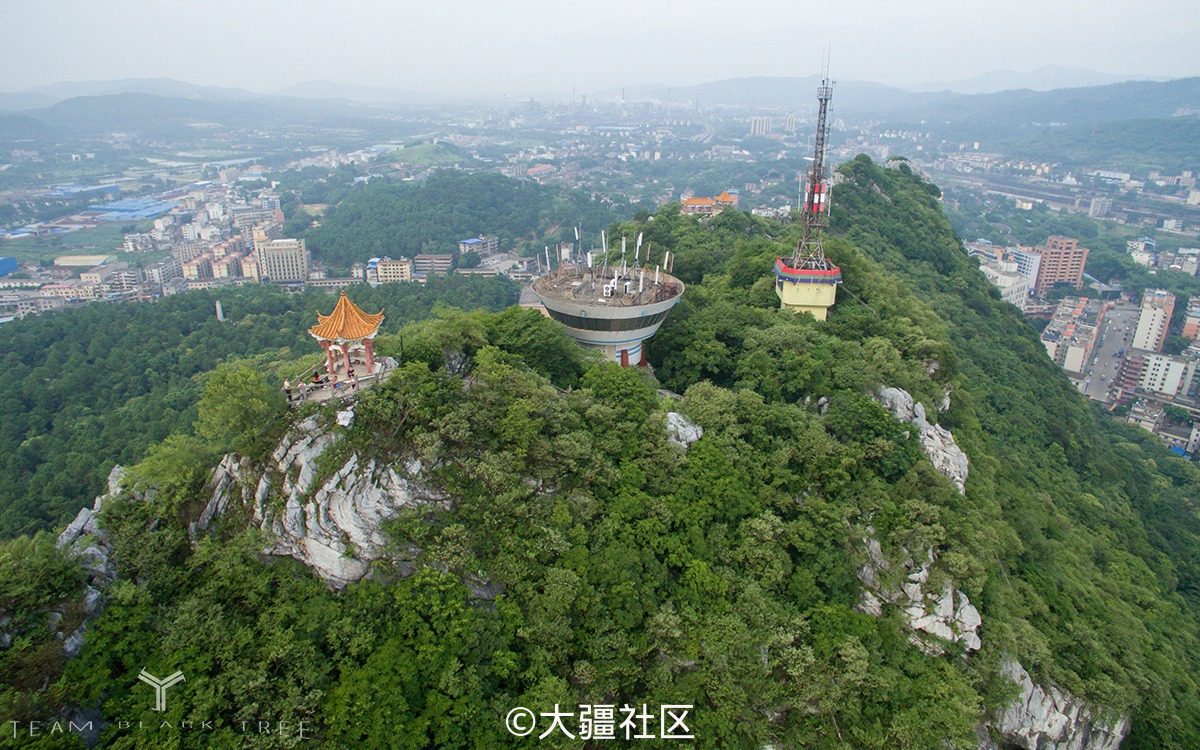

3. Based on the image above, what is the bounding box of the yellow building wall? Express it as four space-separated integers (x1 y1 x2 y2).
776 280 837 320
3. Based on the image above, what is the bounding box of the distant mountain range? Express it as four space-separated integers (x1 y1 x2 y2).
0 78 262 111
0 78 456 112
902 65 1158 94
0 74 1197 145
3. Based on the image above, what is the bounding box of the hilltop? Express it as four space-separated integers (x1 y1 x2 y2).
0 157 1197 747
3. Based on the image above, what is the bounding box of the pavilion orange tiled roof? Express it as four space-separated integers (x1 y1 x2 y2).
682 197 715 206
308 292 384 341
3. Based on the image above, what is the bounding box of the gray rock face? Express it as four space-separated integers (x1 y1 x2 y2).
876 386 969 493
986 661 1129 750
858 532 1128 750
201 408 446 588
665 411 703 448
856 533 981 654
48 465 125 658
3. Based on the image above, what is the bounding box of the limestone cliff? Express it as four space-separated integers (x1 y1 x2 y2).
876 386 969 494
194 407 447 588
194 408 706 588
979 660 1130 750
860 387 1127 750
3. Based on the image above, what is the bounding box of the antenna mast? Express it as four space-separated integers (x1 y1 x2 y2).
789 65 835 269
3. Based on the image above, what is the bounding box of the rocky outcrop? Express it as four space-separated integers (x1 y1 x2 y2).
857 530 1128 749
198 409 447 588
196 405 709 588
982 661 1129 750
49 465 124 657
876 386 969 493
856 533 981 654
665 411 703 449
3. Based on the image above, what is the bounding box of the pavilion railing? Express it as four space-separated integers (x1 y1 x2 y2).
283 359 395 406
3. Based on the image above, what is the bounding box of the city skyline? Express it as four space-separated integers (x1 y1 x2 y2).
1 0 1197 97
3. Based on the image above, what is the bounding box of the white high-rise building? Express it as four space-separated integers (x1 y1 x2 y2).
1132 289 1176 353
256 238 310 283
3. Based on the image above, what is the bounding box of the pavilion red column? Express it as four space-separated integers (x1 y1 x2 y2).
620 349 629 367
364 338 376 374
321 341 334 376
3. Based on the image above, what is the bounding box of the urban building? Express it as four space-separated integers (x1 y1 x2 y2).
1033 236 1089 296
1183 297 1200 340
458 236 499 255
1041 297 1104 375
251 222 282 253
1132 289 1175 353
212 254 244 279
256 238 310 283
413 254 453 276
241 253 262 281
976 255 1031 308
1087 196 1112 218
1127 237 1157 254
143 257 182 288
376 257 413 283
231 205 278 230
182 254 214 281
1010 246 1042 287
123 233 156 253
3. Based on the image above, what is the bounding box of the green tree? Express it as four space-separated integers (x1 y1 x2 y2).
195 361 285 456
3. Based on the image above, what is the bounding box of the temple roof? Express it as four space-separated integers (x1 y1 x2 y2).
309 292 384 341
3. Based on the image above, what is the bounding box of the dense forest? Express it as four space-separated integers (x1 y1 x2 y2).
999 118 1200 174
0 276 518 538
1 157 1199 747
295 171 648 269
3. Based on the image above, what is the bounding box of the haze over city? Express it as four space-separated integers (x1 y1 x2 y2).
2 0 1197 96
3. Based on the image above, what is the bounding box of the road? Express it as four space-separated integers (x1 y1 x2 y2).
1080 303 1138 403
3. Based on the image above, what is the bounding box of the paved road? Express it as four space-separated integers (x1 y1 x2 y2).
1081 304 1138 403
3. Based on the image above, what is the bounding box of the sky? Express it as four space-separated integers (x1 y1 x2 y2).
1 0 1197 95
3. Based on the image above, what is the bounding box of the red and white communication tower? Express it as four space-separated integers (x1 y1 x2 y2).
773 70 841 319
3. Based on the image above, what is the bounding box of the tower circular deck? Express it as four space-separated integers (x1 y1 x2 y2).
531 266 684 365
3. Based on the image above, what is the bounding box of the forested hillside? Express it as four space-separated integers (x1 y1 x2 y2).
1 157 1198 748
0 276 518 538
999 118 1200 173
297 171 647 268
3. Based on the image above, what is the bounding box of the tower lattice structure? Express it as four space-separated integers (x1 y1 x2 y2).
789 77 835 270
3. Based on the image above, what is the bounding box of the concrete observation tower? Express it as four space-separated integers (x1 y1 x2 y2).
775 71 841 319
532 231 684 366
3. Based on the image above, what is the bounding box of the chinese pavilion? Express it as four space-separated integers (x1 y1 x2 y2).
308 292 384 378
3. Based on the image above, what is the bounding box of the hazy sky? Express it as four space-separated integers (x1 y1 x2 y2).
1 0 1196 94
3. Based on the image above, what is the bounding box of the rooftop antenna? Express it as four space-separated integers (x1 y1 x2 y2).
621 236 627 278
635 232 643 267
601 230 609 280
789 50 835 271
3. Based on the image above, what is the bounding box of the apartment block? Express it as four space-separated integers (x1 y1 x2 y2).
1033 236 1089 297
1132 289 1176 353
